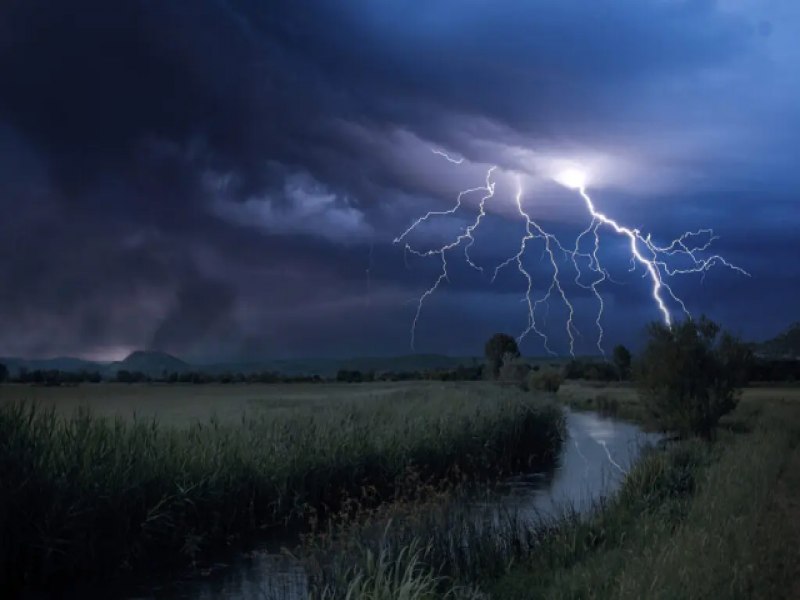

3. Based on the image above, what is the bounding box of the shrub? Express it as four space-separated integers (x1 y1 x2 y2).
528 369 564 393
635 316 752 438
498 353 531 387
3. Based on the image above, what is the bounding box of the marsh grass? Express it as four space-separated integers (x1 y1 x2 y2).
303 392 800 600
490 397 800 599
0 385 563 592
304 436 708 600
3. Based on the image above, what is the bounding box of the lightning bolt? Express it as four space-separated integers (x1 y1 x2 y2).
568 426 591 478
492 179 577 355
396 165 496 350
430 148 465 164
397 156 749 354
596 439 627 476
574 185 749 329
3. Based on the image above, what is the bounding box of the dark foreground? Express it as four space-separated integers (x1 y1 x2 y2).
2 382 799 598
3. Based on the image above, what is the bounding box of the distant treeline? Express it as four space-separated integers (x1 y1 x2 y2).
0 364 484 385
3 368 103 385
563 360 622 382
0 357 797 386
335 365 484 383
117 370 328 384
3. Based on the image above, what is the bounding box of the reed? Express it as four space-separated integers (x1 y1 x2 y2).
0 384 564 592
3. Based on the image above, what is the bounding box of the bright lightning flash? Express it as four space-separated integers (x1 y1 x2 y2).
396 156 749 354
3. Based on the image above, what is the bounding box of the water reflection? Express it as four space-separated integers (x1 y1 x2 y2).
107 409 659 600
493 409 660 520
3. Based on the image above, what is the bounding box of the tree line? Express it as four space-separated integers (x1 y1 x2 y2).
0 325 797 390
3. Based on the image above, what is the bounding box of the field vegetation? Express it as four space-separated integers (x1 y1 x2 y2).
0 383 564 594
293 319 800 599
2 319 799 598
299 387 800 600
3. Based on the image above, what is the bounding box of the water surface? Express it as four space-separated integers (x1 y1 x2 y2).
95 409 660 599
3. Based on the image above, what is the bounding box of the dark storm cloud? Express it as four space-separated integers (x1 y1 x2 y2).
0 0 797 358
150 272 235 355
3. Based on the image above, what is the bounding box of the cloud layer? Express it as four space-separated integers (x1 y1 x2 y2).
0 0 797 359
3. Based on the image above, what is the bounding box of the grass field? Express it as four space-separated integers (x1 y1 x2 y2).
557 381 800 427
2 381 799 598
0 381 564 594
0 381 435 425
488 390 800 599
309 384 800 599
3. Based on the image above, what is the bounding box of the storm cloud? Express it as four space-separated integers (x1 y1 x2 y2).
0 0 798 360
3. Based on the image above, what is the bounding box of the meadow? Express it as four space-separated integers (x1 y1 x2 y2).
306 384 800 600
0 381 564 594
2 380 799 598
0 381 429 424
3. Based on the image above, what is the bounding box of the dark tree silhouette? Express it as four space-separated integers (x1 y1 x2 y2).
612 344 632 380
635 316 752 438
485 333 520 379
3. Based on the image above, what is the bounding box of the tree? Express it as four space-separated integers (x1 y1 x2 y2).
0 363 8 383
635 316 751 438
485 333 520 379
612 344 632 380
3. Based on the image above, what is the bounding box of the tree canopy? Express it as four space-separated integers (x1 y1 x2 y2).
635 316 751 438
484 333 520 379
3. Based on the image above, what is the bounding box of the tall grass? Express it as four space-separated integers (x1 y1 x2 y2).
0 384 564 592
299 394 800 600
305 436 706 599
492 398 800 599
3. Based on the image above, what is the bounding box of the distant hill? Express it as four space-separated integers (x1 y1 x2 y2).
757 323 800 358
106 351 190 377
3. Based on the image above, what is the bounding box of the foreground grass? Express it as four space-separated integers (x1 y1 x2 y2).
0 385 564 593
314 393 800 599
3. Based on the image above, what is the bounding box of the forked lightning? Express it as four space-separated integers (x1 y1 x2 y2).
396 154 749 353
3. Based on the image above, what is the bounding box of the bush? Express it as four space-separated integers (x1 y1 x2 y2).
563 360 618 382
499 353 531 386
635 316 752 438
528 369 564 393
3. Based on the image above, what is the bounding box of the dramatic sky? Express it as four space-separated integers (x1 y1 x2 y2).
1 0 798 361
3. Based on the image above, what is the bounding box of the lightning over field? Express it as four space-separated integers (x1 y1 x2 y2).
397 156 750 354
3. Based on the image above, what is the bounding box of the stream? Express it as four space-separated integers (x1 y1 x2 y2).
83 409 661 599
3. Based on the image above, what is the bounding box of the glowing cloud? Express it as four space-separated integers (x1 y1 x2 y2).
397 153 749 354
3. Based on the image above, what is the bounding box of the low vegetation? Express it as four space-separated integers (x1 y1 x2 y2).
3 320 798 598
305 390 800 600
527 368 564 393
0 384 564 593
300 320 797 599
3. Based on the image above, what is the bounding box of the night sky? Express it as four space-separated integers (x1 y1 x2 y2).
1 0 798 362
